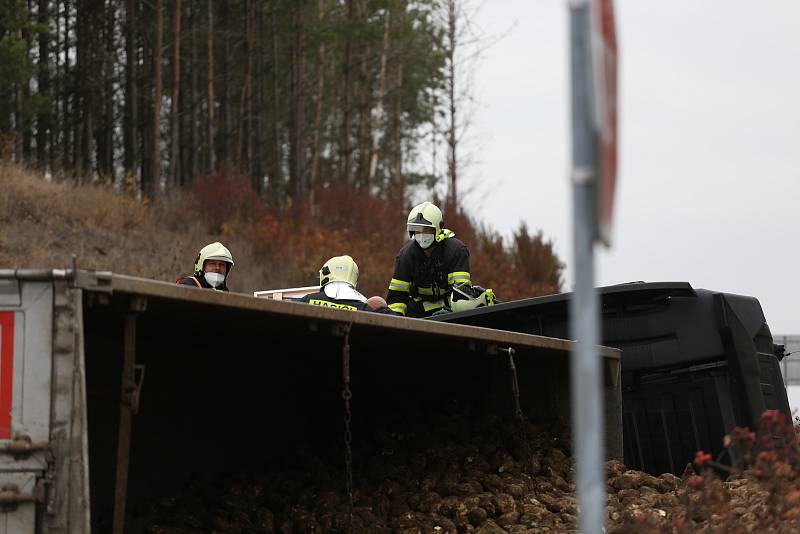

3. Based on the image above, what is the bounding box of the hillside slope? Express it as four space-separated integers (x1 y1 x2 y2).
0 163 564 300
0 164 265 292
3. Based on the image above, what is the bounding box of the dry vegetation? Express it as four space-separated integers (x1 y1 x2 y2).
0 163 252 286
0 163 564 299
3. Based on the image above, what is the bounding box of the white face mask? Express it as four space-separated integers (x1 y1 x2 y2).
204 272 225 288
414 233 435 249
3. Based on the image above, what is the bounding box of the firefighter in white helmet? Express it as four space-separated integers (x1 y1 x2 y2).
301 255 397 314
386 201 473 317
176 242 234 291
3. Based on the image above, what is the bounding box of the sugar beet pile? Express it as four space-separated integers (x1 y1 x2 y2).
133 405 800 533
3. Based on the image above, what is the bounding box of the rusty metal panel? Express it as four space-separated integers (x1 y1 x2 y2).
0 472 37 533
43 284 91 534
71 288 91 534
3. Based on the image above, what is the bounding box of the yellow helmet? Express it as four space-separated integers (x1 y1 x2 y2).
194 242 234 273
407 201 444 238
319 255 359 288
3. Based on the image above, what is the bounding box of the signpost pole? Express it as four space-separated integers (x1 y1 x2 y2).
569 0 606 532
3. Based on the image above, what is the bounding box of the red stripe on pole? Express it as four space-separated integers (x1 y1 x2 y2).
0 313 14 439
594 0 618 246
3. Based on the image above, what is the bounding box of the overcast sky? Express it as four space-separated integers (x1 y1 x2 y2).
468 0 800 335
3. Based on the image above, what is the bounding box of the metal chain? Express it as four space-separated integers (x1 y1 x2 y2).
506 348 538 495
340 323 354 531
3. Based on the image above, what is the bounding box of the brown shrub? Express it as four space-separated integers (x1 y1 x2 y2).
185 168 264 233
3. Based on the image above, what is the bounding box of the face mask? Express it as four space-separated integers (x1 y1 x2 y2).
204 272 225 288
414 233 435 249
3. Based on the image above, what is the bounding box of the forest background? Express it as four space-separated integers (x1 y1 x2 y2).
0 0 562 299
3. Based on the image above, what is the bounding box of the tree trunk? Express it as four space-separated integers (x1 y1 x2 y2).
309 0 326 213
269 5 282 197
237 0 253 171
53 0 61 169
138 0 149 194
445 0 457 213
391 63 403 204
206 0 215 172
77 0 94 176
219 0 229 168
37 0 51 167
150 0 163 194
73 0 82 176
289 1 307 204
355 0 371 189
247 0 256 177
338 0 353 184
170 0 182 187
21 0 33 159
187 0 198 183
14 0 25 162
124 0 139 185
177 32 189 187
252 0 265 193
98 0 115 178
368 11 390 188
431 90 437 180
62 0 72 170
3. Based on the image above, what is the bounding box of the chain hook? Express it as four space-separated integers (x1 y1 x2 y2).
340 322 355 531
503 347 538 496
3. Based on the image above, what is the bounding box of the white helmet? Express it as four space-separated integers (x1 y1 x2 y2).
319 255 359 288
194 242 234 273
407 201 444 238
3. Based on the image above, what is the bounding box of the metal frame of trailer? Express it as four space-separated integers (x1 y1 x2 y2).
0 269 621 533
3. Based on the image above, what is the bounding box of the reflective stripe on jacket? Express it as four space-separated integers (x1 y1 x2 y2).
386 232 470 318
300 292 399 315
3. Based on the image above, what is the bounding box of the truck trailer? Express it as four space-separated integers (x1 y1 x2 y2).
0 269 621 533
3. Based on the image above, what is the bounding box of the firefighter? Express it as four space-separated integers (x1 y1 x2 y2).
301 255 397 314
386 201 471 317
176 241 234 291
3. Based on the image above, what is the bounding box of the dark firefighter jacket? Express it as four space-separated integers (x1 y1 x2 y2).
386 231 470 317
299 291 398 315
176 273 229 292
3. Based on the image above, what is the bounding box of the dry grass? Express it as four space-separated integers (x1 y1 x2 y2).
0 162 564 299
0 163 266 293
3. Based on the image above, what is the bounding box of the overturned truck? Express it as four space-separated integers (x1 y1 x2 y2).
0 269 620 533
436 281 791 477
